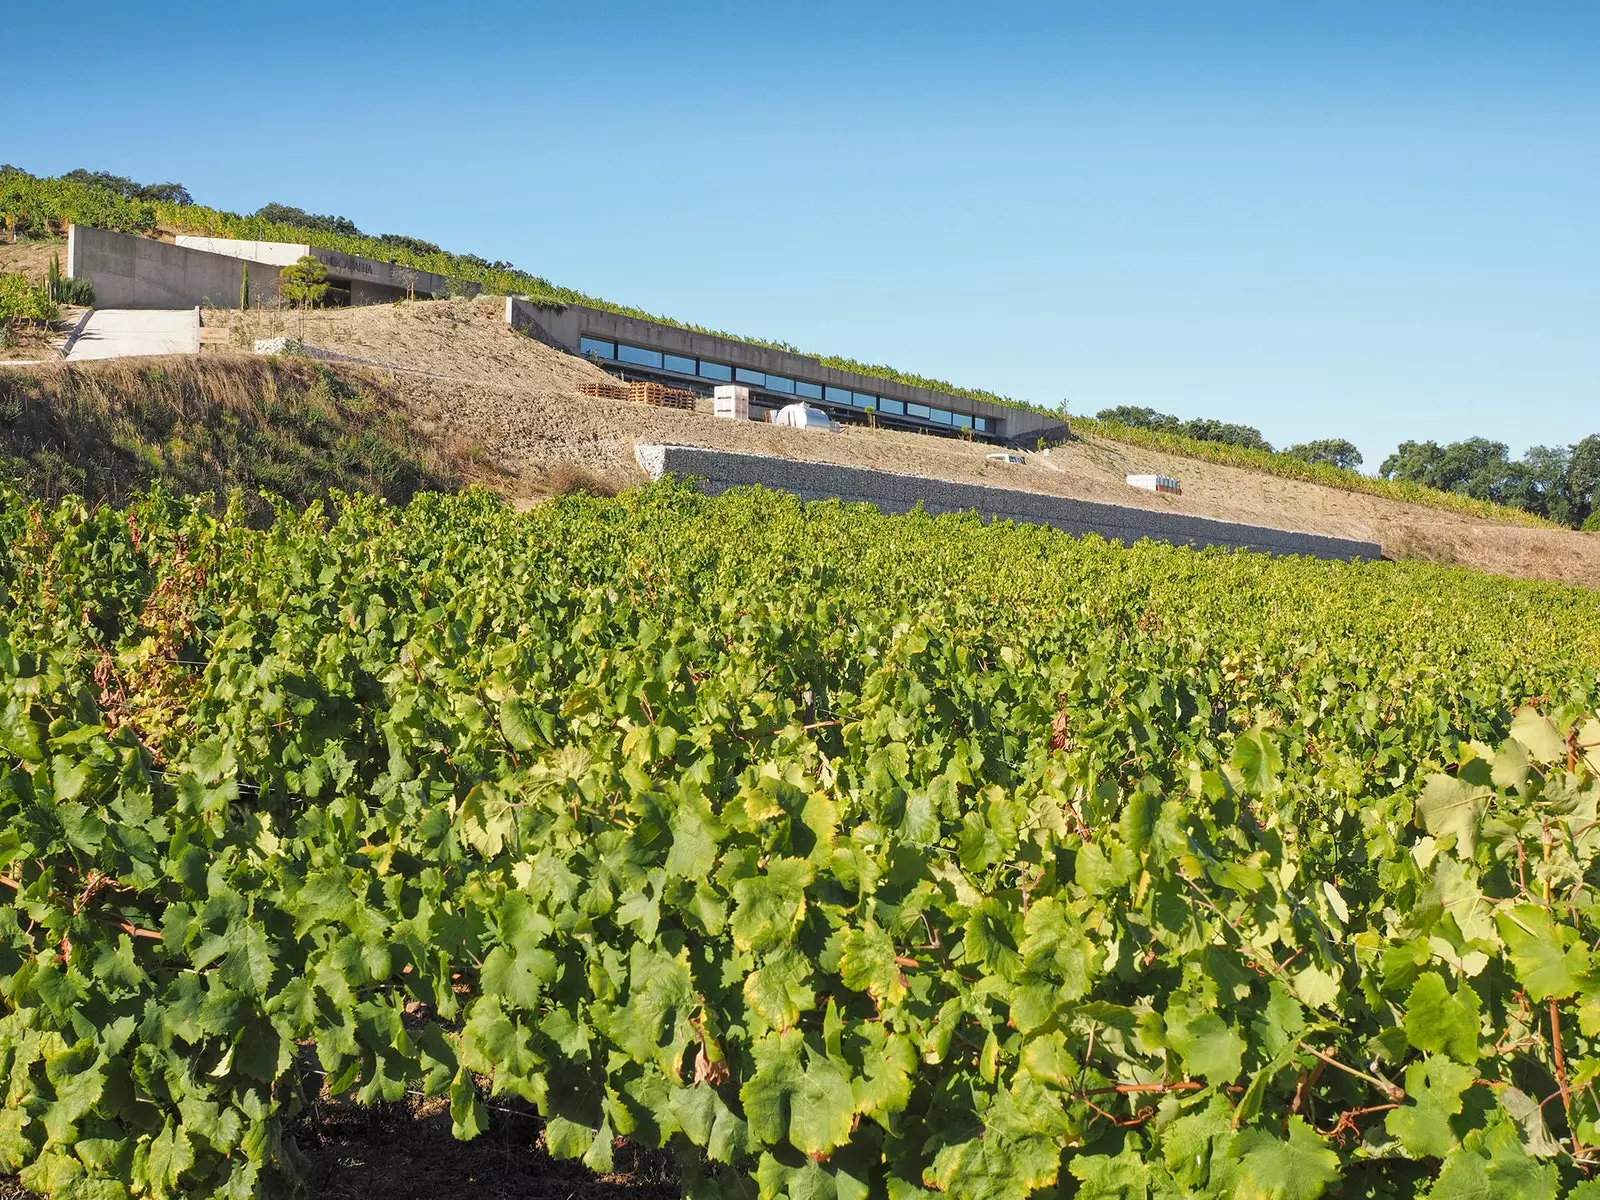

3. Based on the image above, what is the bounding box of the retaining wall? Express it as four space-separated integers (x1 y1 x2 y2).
69 226 281 309
634 444 1383 561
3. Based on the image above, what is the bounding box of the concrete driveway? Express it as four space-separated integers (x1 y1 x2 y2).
66 309 200 361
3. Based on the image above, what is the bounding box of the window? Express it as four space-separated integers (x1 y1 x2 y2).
736 367 765 386
824 386 852 406
796 381 823 400
953 413 972 430
699 361 733 381
907 402 930 419
854 392 877 408
618 344 663 369
664 353 696 375
878 397 904 416
580 337 616 360
932 409 954 425
974 417 988 433
765 374 795 394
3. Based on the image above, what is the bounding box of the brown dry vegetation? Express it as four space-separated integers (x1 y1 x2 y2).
197 298 1600 588
0 355 498 515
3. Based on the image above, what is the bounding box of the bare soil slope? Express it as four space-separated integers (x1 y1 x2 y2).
0 240 64 279
198 298 1598 588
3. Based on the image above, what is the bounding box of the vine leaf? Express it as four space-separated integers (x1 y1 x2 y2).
1228 1116 1339 1200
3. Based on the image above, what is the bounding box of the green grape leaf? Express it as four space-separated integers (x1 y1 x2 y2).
744 946 817 1029
1403 974 1480 1063
1228 1116 1338 1200
1509 706 1566 765
839 923 908 1007
740 1029 855 1157
1497 906 1592 1001
1415 775 1490 856
730 857 814 954
1166 1008 1245 1084
1385 1055 1474 1158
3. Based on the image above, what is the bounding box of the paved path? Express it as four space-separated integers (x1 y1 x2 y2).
66 309 199 362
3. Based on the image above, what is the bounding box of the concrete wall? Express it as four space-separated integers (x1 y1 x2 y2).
176 236 474 300
175 237 309 266
634 444 1384 562
508 297 1068 445
69 225 281 309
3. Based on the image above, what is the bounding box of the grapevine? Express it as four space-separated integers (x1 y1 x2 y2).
1 481 1599 1198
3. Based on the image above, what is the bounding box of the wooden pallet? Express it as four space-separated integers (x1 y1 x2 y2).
579 380 698 410
627 381 697 411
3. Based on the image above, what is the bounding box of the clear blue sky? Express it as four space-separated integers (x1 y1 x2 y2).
6 1 1596 468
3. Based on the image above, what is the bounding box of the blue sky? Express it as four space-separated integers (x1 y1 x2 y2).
5 1 1596 468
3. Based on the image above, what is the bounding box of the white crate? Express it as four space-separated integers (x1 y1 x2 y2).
1126 474 1181 494
713 385 751 420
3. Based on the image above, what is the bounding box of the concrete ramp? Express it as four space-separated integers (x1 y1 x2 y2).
66 309 200 362
634 444 1384 562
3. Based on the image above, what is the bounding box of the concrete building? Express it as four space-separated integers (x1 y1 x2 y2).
66 226 477 310
67 226 277 310
175 237 475 305
507 297 1068 446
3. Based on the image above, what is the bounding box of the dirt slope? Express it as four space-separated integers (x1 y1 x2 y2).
0 240 63 279
194 298 1599 587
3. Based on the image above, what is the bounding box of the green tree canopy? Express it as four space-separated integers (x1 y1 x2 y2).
1380 436 1600 528
254 202 361 236
278 255 330 310
1284 439 1364 472
1096 406 1273 452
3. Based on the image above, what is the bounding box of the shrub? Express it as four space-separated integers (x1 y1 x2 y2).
278 256 330 310
0 271 58 336
45 253 94 306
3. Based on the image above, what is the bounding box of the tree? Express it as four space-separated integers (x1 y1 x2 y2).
1096 406 1182 433
1284 439 1364 472
1378 435 1600 526
1568 435 1600 529
60 169 192 206
278 255 329 310
138 182 193 206
255 203 361 236
1380 438 1508 495
379 233 443 256
1181 418 1272 452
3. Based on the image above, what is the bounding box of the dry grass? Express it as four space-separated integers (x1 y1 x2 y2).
0 355 503 514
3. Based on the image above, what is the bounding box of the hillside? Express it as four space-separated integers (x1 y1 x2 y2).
192 299 1599 588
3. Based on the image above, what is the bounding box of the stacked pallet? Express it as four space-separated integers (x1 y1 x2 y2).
628 381 698 410
578 380 699 411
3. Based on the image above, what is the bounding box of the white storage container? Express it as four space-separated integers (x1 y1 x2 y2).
1126 473 1181 495
771 402 833 431
713 385 751 421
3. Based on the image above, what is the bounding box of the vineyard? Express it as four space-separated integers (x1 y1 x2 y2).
2 480 1600 1198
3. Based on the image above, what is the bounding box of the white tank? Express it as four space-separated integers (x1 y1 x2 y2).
771 403 833 431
